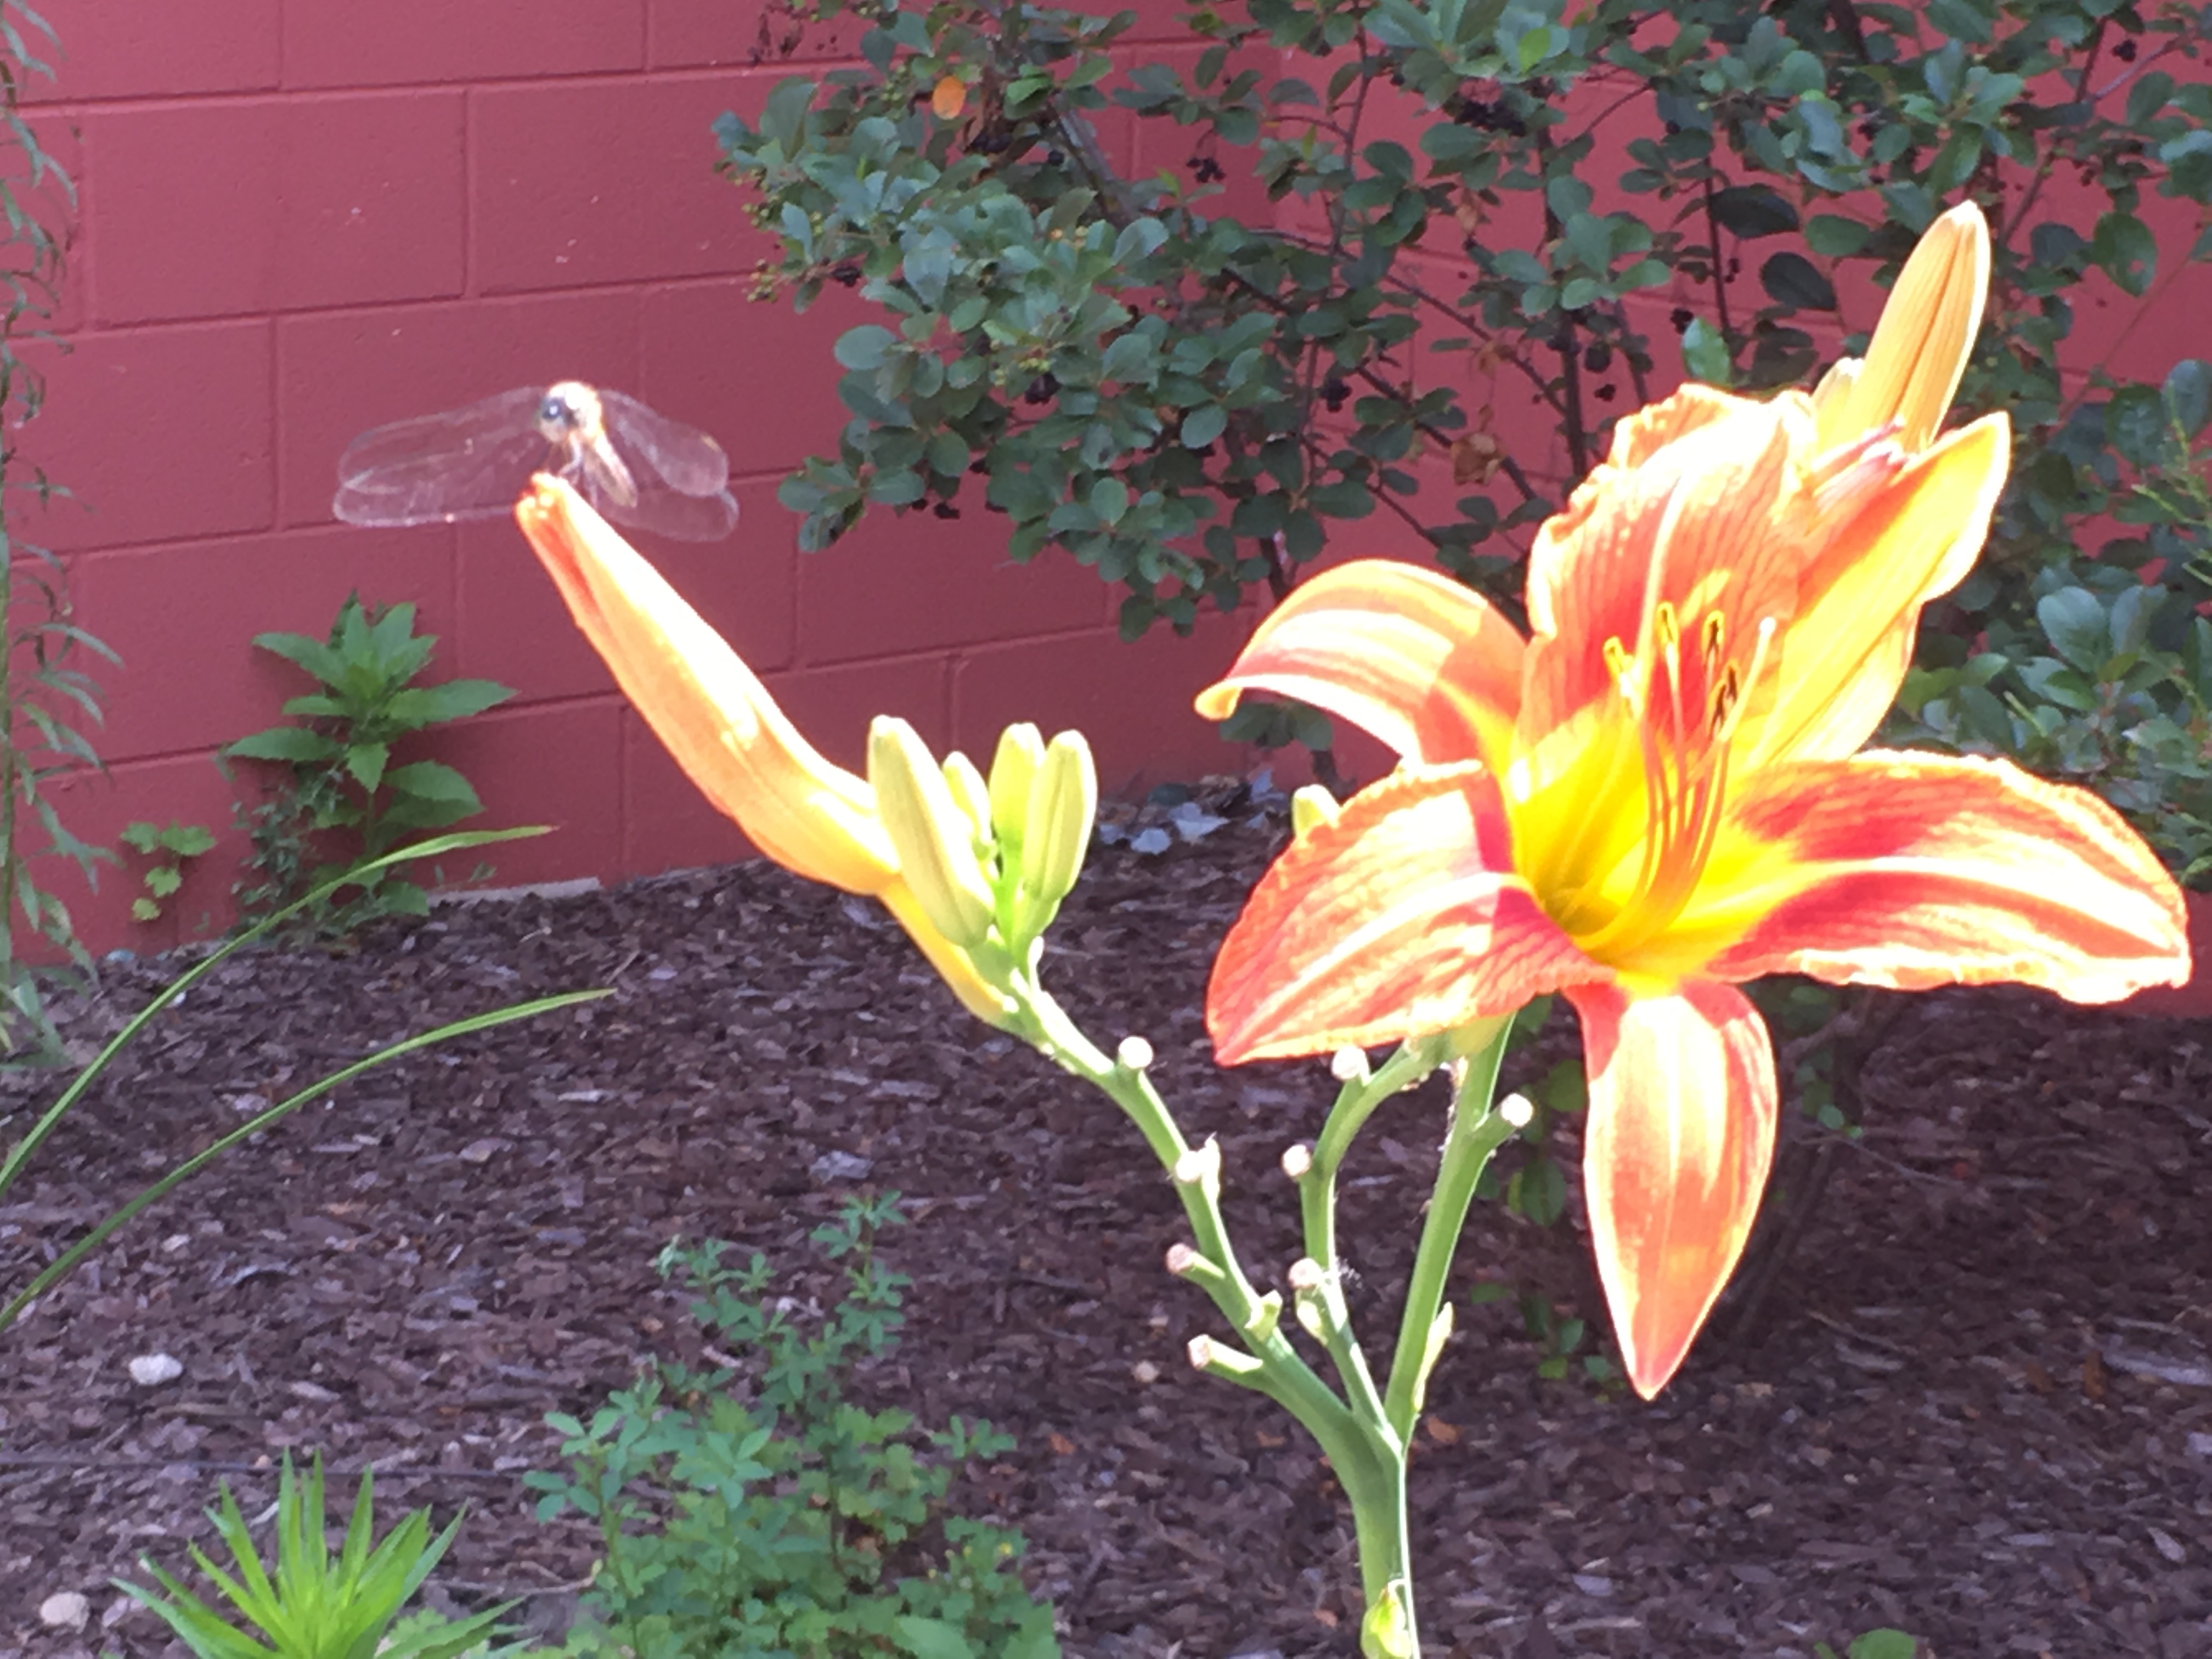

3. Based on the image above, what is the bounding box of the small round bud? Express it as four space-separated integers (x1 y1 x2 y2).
1117 1035 1155 1071
1280 1142 1313 1180
1173 1141 1220 1188
1165 1242 1200 1277
1286 1256 1326 1293
1498 1092 1535 1129
1329 1046 1370 1083
1290 783 1341 839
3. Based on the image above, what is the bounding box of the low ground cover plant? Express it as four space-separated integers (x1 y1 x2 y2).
527 1194 1057 1659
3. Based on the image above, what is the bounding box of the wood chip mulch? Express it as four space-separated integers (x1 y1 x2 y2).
2 804 2209 1659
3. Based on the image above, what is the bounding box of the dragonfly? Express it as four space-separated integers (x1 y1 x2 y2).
333 382 741 541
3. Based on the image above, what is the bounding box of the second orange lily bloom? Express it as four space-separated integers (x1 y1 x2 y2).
1200 205 2189 1397
512 477 1012 1024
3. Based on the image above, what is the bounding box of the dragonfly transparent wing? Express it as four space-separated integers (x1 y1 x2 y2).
600 389 732 496
588 480 742 541
334 387 550 528
334 382 740 541
584 389 740 541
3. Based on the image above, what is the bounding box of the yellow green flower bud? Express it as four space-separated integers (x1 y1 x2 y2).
1019 729 1096 916
1290 784 1340 839
940 749 994 851
867 716 996 949
987 723 1046 850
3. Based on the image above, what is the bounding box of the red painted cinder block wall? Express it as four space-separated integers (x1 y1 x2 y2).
28 0 1246 953
22 5 2212 957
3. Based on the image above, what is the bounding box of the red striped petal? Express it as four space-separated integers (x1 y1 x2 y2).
1195 561 1525 774
1571 980 1777 1399
1705 751 2188 1000
1516 394 1804 769
1206 764 1603 1063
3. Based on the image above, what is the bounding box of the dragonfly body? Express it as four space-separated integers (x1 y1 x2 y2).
335 382 740 541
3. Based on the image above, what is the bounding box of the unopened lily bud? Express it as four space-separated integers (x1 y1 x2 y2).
867 716 996 949
1330 1045 1369 1083
1290 784 1341 839
1286 1256 1326 1293
940 749 994 849
987 723 1046 849
1020 730 1097 912
1498 1092 1535 1130
1280 1142 1313 1180
1117 1035 1154 1071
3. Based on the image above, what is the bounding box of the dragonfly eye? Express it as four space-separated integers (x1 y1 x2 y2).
538 392 574 428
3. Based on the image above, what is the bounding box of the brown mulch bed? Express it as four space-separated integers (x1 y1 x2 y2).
2 806 2209 1659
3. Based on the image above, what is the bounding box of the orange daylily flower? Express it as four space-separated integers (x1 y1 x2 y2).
1198 205 2188 1397
513 475 1009 1023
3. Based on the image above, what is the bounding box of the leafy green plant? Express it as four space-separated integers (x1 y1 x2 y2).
720 0 2212 828
119 819 216 923
1816 1629 1922 1659
115 1451 520 1659
0 0 120 1062
226 594 514 930
0 828 604 1340
1898 569 2212 886
526 1193 1058 1659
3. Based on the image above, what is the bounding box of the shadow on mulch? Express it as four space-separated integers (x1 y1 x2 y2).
2 815 2209 1658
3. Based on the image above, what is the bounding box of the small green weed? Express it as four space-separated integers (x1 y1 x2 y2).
114 1451 518 1658
527 1193 1058 1659
118 819 215 923
226 594 512 932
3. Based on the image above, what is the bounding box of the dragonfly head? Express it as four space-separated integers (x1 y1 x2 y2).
536 381 607 447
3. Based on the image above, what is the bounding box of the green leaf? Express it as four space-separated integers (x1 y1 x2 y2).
226 727 340 764
1804 215 1869 257
1759 251 1835 310
2165 360 2211 439
836 325 899 370
1706 184 1798 238
2038 588 2109 673
1180 404 1227 448
381 760 482 807
1090 477 1130 526
382 680 514 727
345 742 391 793
1680 317 1733 386
2091 212 2157 298
894 1615 979 1659
2106 385 2169 467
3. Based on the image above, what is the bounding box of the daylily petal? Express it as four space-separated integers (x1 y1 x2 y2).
1701 750 2189 1000
1814 201 1989 454
1746 414 2011 767
1516 394 1805 775
514 476 899 895
1571 979 1777 1399
1206 764 1603 1063
1196 561 1525 772
877 879 1017 1025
